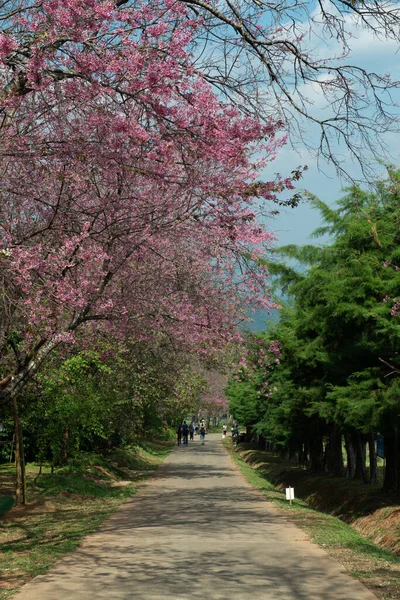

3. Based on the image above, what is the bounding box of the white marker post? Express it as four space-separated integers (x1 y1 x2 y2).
285 486 294 505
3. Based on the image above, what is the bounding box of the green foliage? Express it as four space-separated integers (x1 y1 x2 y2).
34 351 115 462
226 379 260 426
226 169 400 485
1 336 215 467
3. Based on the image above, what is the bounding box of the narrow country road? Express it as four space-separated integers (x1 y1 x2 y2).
13 434 377 600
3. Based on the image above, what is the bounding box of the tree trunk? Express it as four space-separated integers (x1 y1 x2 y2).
62 427 70 465
383 430 400 495
309 436 324 471
245 424 252 442
0 336 62 406
298 442 309 466
258 434 266 450
33 459 43 487
325 424 345 477
344 432 356 478
303 440 310 467
9 433 15 463
12 396 26 505
354 431 368 483
368 432 378 484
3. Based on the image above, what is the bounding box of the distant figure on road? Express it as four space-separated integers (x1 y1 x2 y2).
231 425 239 445
222 424 227 439
182 421 189 445
177 424 182 446
199 424 206 445
189 424 194 441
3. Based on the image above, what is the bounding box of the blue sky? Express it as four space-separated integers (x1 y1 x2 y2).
270 4 400 244
246 13 400 331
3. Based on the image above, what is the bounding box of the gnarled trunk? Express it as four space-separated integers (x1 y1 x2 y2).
1 337 62 406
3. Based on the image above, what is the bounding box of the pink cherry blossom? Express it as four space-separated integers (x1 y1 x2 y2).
0 0 297 403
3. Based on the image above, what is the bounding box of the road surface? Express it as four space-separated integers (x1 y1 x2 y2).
13 434 377 600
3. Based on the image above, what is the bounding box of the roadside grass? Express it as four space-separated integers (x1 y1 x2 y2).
224 440 400 600
0 439 173 599
235 448 393 521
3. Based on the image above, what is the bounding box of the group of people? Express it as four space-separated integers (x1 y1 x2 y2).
177 421 207 445
177 421 239 446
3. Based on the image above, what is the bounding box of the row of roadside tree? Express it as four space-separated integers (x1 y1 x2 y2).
227 169 400 496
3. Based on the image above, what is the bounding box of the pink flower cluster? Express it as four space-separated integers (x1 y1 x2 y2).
0 0 298 391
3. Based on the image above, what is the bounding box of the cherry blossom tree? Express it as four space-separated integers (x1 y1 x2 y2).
0 0 298 409
1 0 400 178
196 368 229 427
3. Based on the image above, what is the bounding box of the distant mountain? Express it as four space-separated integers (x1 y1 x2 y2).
244 308 280 332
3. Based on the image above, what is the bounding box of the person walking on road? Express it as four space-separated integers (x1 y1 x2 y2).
189 423 194 441
222 424 227 439
182 421 189 445
199 423 206 445
177 424 182 446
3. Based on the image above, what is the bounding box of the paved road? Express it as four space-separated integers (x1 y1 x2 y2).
13 434 377 600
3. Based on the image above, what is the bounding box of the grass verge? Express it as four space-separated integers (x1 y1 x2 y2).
0 439 173 599
224 440 400 600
